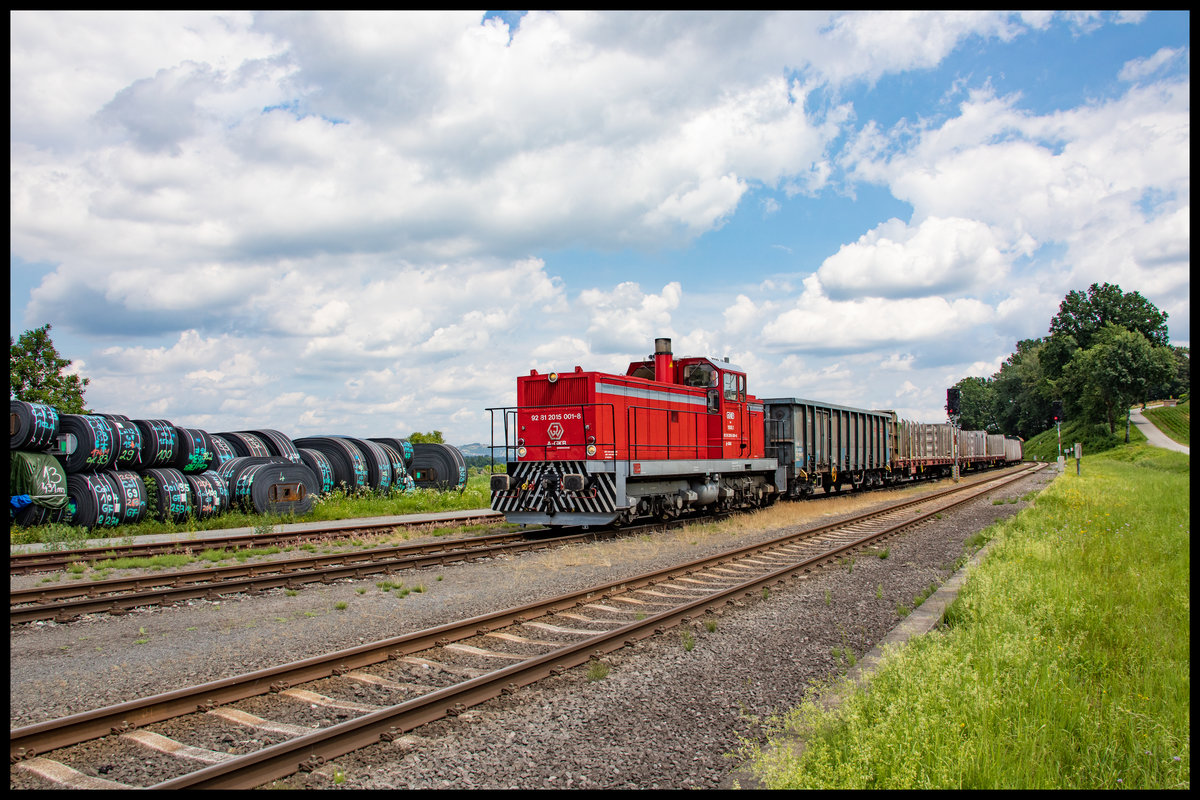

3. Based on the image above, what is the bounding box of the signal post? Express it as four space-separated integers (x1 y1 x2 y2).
947 387 961 481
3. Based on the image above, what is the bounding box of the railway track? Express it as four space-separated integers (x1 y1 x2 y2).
10 462 1044 789
9 468 1022 624
9 528 592 624
8 512 506 576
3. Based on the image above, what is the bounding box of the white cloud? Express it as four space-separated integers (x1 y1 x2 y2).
841 78 1189 335
761 275 995 351
579 282 682 354
848 81 1188 242
810 11 1025 86
879 353 915 371
817 216 1010 299
1119 46 1186 82
723 295 762 334
11 11 1028 278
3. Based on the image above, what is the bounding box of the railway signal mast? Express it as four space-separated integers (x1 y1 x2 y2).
947 387 961 480
1052 400 1064 461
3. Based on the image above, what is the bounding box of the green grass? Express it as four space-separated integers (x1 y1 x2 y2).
1022 417 1147 462
740 442 1190 789
10 475 494 546
586 660 610 681
1142 400 1190 446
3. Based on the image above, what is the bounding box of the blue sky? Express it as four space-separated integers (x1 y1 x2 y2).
10 11 1190 446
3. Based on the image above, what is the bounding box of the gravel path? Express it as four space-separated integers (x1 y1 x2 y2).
9 466 1057 790
1130 406 1189 454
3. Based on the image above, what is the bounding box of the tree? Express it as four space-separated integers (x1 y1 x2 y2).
1038 332 1079 382
952 376 999 433
1060 325 1175 438
1048 282 1170 349
1149 345 1190 400
408 430 444 444
10 324 90 414
991 338 1052 439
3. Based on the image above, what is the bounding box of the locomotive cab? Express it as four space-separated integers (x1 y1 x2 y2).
624 351 758 461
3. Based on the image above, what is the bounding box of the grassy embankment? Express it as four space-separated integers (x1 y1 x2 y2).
9 474 495 547
1021 415 1147 462
739 440 1190 789
1143 399 1190 446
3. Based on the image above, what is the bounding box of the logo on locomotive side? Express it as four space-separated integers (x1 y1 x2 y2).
547 422 564 441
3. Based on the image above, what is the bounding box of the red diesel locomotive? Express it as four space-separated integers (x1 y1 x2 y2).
488 338 1022 527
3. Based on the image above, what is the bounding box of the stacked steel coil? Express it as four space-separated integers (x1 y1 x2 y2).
9 399 466 530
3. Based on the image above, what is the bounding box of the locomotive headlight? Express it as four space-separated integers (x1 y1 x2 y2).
586 444 597 456
516 446 527 458
548 372 558 383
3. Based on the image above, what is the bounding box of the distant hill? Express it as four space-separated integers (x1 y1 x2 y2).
456 442 507 459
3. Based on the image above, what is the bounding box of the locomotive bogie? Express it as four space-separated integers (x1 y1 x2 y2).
491 454 781 526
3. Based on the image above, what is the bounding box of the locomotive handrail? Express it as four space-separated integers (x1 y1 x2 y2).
624 402 708 461
485 402 618 465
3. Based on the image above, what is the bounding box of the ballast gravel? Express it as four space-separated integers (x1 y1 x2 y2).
9 466 1058 790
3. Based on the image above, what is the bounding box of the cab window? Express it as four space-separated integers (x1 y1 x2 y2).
723 372 746 402
684 363 716 388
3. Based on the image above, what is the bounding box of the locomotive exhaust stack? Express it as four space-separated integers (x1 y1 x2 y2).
654 338 672 383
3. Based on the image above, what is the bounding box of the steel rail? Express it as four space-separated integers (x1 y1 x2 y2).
10 532 592 623
8 512 505 575
10 463 1042 769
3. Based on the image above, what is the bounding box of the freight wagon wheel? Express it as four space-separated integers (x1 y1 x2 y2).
11 400 61 451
